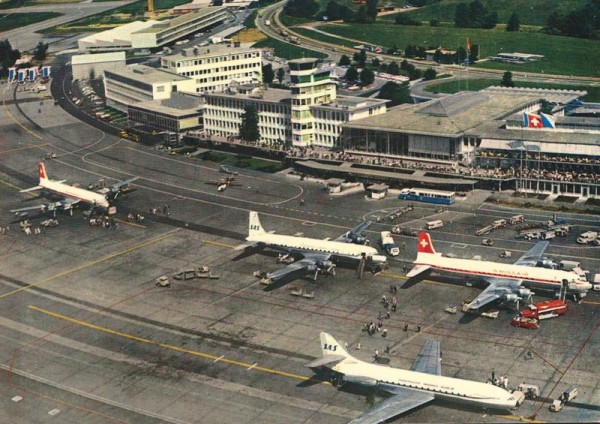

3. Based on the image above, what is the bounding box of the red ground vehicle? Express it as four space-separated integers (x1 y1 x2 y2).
520 299 567 320
511 316 540 329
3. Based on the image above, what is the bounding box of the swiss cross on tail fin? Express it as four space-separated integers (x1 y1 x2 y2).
417 232 436 255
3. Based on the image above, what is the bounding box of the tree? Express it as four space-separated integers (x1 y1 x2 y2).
454 3 470 27
33 41 48 61
468 44 479 63
423 68 437 80
262 64 274 85
0 40 20 77
501 71 514 88
338 54 351 66
386 61 400 75
456 46 467 64
345 66 359 82
506 12 520 32
213 0 223 5
377 81 412 106
354 5 369 23
365 0 378 21
371 57 381 68
326 0 352 21
239 104 260 142
430 18 439 27
353 49 367 67
276 67 285 84
360 68 375 86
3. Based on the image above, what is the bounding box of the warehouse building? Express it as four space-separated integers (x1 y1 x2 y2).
78 7 230 52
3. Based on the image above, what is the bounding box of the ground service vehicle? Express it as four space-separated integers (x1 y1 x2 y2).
425 220 444 230
511 316 539 329
380 231 399 256
577 231 598 244
398 188 455 205
510 215 525 225
520 299 566 320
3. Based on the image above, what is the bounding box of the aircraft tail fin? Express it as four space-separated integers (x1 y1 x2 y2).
249 211 266 236
38 163 48 182
320 332 352 359
417 232 436 255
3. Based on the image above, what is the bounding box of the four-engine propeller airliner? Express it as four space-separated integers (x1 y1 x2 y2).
237 211 387 284
307 332 520 423
408 232 592 311
11 163 138 217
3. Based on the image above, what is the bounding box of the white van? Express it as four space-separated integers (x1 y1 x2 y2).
425 220 444 230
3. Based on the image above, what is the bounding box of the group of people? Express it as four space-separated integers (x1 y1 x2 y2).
127 213 145 224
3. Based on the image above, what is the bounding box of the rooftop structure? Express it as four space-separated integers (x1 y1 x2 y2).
78 7 230 52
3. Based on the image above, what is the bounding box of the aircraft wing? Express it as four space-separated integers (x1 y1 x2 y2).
513 241 549 266
334 221 372 243
10 199 79 215
266 257 323 282
406 264 431 278
410 340 441 376
349 389 434 424
19 185 43 193
465 277 522 311
110 176 138 191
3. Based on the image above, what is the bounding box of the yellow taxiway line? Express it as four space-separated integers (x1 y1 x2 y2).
28 305 325 385
28 305 541 423
0 232 175 299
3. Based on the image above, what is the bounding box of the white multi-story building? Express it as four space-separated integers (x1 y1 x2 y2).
202 59 387 148
204 86 291 146
104 65 196 111
160 45 262 93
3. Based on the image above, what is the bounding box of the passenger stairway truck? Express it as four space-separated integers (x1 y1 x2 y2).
380 231 400 256
520 299 567 320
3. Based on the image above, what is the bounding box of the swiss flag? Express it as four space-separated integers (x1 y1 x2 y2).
523 112 543 128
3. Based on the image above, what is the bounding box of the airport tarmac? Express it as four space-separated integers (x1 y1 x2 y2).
1 84 600 423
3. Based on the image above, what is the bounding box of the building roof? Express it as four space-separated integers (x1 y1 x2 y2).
468 121 600 146
79 20 158 45
129 95 203 117
71 52 126 65
133 7 224 34
168 43 258 60
296 160 477 186
313 95 387 111
343 91 541 137
482 86 585 104
206 87 292 103
109 64 191 84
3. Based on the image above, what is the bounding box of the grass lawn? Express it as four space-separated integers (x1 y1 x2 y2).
0 12 62 31
424 79 600 102
253 37 326 60
315 23 600 77
379 0 584 27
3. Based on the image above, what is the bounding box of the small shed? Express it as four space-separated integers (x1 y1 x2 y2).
324 178 345 193
367 183 389 199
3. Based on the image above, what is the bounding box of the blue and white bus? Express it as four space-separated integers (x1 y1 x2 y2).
398 188 455 205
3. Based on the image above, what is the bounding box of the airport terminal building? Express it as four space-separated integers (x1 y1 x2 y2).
340 87 599 198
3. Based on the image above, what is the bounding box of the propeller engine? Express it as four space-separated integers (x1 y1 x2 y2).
518 288 534 304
